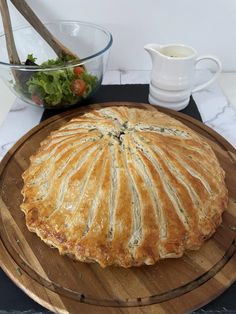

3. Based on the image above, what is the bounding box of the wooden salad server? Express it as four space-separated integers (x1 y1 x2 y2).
0 0 20 64
10 0 77 59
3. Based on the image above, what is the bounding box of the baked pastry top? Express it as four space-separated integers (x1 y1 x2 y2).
21 105 228 267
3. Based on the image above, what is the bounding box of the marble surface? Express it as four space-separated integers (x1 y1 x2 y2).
193 70 236 147
0 69 236 161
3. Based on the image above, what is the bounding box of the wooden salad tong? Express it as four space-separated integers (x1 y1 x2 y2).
0 0 20 64
10 0 76 59
0 0 76 67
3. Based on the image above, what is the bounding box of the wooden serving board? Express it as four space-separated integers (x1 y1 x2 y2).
0 102 236 314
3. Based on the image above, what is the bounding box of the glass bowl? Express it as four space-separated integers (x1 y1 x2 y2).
0 20 113 109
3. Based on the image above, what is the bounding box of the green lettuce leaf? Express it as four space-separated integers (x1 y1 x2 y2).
26 54 98 107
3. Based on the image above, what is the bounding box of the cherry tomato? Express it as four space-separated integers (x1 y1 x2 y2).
71 79 86 96
73 66 85 76
31 95 42 106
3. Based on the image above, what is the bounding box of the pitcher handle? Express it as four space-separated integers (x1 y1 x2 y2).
192 55 222 93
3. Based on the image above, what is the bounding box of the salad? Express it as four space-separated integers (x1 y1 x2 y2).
20 54 98 108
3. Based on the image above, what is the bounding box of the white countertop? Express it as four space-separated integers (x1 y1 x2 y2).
218 73 236 109
0 70 236 160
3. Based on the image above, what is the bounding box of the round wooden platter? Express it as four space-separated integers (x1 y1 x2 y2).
0 102 236 314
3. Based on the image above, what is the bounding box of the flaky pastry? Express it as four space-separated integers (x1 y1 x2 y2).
21 105 228 267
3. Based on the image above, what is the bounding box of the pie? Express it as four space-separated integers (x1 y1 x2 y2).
21 104 228 267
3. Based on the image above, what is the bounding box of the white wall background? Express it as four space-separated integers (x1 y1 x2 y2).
0 0 235 71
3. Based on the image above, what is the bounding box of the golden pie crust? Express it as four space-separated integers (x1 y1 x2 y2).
21 105 228 267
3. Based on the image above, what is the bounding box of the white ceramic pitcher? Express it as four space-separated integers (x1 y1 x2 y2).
144 43 222 111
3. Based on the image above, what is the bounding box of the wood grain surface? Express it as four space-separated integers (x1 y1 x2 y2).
0 102 236 314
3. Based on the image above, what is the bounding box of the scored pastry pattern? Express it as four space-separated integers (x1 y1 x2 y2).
21 105 228 267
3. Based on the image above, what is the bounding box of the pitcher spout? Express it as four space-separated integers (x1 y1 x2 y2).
144 43 162 59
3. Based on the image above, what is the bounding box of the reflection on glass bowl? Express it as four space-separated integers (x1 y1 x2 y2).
0 21 113 109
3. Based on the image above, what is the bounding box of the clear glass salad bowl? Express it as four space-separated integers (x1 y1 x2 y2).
0 21 113 109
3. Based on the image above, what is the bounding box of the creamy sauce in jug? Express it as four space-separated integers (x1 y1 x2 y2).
160 45 195 58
